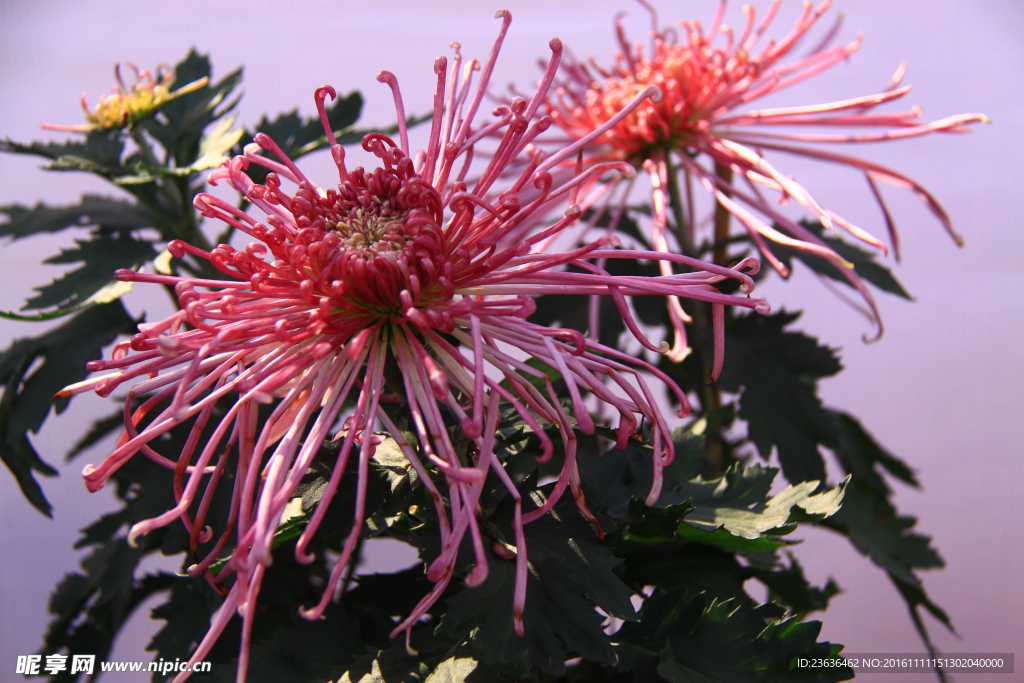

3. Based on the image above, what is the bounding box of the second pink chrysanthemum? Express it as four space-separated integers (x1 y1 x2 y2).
541 0 986 348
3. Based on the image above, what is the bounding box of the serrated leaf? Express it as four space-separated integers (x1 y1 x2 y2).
437 489 631 675
617 591 852 683
23 233 154 311
0 424 56 516
684 478 847 540
438 557 610 676
0 195 157 240
829 410 918 496
0 130 125 177
717 312 841 484
148 579 224 674
822 481 941 585
0 302 134 515
517 489 638 622
748 554 839 616
140 50 243 167
188 112 245 171
774 221 911 300
820 480 951 661
579 431 819 548
575 431 706 521
212 604 365 683
67 410 125 460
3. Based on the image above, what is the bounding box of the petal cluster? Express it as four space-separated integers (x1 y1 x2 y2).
544 0 986 340
65 12 768 682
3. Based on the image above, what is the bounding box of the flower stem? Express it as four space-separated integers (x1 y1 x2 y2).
713 161 733 266
664 150 693 257
664 151 727 477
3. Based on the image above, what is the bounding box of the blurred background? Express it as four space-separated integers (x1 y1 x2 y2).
0 1 1020 681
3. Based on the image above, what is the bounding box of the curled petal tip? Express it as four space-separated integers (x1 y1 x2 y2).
127 523 146 548
658 340 670 354
298 605 325 621
465 563 489 587
549 37 562 52
495 9 510 19
645 86 663 104
315 85 337 101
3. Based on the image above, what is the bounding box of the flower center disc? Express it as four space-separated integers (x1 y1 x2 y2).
283 150 447 314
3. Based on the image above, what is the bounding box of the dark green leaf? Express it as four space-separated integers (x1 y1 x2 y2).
149 579 224 674
23 233 155 311
717 312 841 484
747 554 839 616
438 557 611 677
617 590 852 683
617 543 751 604
0 130 125 177
67 409 125 460
822 481 942 587
575 432 703 521
773 221 911 300
577 429 839 545
0 302 134 515
437 488 632 675
212 604 365 683
820 479 951 664
140 50 244 167
0 195 157 240
829 410 918 496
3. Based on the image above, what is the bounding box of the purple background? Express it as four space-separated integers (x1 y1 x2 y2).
1 2 1021 681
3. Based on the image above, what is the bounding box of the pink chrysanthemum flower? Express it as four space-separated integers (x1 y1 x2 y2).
541 0 986 350
41 61 208 132
61 12 767 681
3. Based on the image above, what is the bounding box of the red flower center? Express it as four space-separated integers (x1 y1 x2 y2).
265 137 449 316
552 41 757 156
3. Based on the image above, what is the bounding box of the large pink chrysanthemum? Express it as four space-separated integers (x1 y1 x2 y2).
61 12 768 681
540 0 986 352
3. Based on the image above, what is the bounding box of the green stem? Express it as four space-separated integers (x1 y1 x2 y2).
713 161 733 266
664 150 727 478
663 150 693 257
